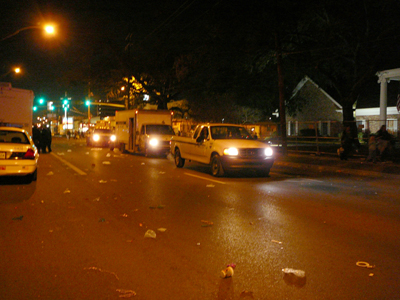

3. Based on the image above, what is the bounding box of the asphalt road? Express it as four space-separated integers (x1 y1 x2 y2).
0 138 399 299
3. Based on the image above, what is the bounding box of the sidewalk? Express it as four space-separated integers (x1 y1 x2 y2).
273 151 400 178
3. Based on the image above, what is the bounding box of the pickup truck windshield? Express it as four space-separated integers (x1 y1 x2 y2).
146 125 175 135
210 126 253 140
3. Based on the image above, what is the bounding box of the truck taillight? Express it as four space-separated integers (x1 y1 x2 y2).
23 148 36 159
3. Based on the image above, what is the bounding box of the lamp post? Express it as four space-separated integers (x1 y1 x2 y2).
0 67 22 80
1 24 56 42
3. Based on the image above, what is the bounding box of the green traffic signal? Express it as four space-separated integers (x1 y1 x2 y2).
33 106 37 111
39 98 45 104
85 100 90 106
63 99 69 105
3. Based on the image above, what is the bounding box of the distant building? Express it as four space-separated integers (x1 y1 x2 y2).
287 76 343 137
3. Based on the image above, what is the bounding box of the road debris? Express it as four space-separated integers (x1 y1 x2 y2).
12 215 23 221
116 289 136 298
57 152 65 155
99 218 106 222
220 264 235 278
149 205 165 209
64 188 71 194
282 268 306 287
159 171 165 174
93 197 100 202
144 229 156 239
120 213 128 217
271 240 283 244
240 290 254 298
102 161 111 165
46 171 54 176
201 220 213 227
157 228 167 232
106 153 111 157
67 149 72 152
206 184 215 188
84 266 119 281
99 180 107 183
356 261 375 268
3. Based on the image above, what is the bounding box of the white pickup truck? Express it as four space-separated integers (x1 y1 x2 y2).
170 123 274 176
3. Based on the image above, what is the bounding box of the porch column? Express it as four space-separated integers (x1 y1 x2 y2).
378 77 387 126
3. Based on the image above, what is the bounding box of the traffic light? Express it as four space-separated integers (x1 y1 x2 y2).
39 98 45 105
63 99 69 105
85 100 90 106
33 106 37 111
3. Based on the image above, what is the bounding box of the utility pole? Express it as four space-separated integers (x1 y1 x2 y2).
275 31 288 156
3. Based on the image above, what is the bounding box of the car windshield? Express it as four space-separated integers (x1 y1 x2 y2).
94 129 112 134
0 130 30 144
146 125 175 135
210 126 254 140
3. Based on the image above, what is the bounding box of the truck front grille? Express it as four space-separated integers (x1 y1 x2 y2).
238 148 264 158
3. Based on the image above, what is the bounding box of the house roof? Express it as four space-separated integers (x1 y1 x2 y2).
291 76 342 109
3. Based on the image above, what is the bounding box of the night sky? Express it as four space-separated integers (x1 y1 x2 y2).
1 0 400 110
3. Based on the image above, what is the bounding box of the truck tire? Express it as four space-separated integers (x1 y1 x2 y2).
174 148 185 168
211 154 224 177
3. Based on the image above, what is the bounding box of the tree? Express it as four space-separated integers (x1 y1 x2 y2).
290 0 400 126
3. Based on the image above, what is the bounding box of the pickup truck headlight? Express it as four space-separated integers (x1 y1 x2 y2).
93 134 100 142
149 138 159 147
223 147 238 156
110 135 116 142
264 147 273 157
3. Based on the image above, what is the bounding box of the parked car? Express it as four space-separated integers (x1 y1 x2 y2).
0 127 39 181
86 128 116 147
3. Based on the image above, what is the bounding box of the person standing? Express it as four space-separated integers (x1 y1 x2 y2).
32 125 41 153
41 127 52 153
340 126 353 160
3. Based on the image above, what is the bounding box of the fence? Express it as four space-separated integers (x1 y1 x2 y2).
270 120 399 156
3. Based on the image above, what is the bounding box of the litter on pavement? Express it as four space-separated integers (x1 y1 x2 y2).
102 161 111 165
356 261 375 268
144 229 156 239
116 289 136 298
201 220 213 227
64 188 71 194
46 171 54 176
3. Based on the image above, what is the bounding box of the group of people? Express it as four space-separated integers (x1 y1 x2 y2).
339 124 394 162
32 125 52 154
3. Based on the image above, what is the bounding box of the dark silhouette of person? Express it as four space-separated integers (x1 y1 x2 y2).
41 127 52 153
32 125 41 153
376 125 392 161
340 126 353 160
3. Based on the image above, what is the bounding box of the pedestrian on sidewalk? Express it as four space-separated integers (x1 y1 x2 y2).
339 126 353 160
366 134 377 163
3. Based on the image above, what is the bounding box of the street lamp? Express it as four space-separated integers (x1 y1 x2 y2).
1 24 56 42
0 67 22 79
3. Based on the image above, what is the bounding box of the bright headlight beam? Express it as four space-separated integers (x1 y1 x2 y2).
223 148 238 156
110 135 116 142
265 147 273 156
149 138 159 147
93 134 100 142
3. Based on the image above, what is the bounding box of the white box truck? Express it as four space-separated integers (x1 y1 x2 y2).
114 109 175 156
0 82 34 135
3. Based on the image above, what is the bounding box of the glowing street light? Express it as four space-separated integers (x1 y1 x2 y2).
1 23 56 42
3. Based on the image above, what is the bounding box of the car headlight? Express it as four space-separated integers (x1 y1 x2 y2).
264 147 273 157
149 138 159 147
110 135 116 142
223 147 238 156
93 134 100 142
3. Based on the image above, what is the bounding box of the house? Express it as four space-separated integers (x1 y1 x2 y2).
287 76 343 137
355 68 400 137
